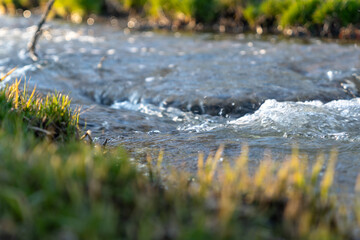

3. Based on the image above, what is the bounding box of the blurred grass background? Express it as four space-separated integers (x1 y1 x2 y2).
0 0 359 31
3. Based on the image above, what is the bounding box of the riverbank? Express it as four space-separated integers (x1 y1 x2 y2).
0 74 360 238
1 0 359 40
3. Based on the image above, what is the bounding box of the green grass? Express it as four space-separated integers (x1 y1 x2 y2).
313 0 360 27
0 70 79 142
1 0 359 34
0 73 359 239
279 0 321 27
259 0 292 18
243 4 259 28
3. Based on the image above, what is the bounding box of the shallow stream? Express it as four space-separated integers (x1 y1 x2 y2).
1 15 360 195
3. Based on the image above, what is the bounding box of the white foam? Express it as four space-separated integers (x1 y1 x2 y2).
230 98 360 141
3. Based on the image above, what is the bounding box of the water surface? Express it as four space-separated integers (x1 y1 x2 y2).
1 15 360 195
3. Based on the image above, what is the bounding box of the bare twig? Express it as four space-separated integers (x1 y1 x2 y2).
80 130 93 144
28 0 56 61
79 105 96 115
97 56 107 69
102 138 109 147
28 126 55 136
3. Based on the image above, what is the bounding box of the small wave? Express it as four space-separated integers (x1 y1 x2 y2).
230 98 360 141
111 100 197 122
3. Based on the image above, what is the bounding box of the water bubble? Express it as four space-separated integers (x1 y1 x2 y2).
127 20 136 29
107 49 116 55
23 10 31 19
327 71 334 81
148 130 161 135
129 47 138 53
172 116 182 122
71 13 82 24
87 18 95 26
256 26 263 35
145 77 155 82
285 29 293 35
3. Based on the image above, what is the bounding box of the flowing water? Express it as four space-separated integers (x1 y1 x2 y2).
1 15 360 195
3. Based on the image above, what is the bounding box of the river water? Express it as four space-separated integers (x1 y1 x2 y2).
1 15 360 195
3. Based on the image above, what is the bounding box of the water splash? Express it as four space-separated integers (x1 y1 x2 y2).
230 99 360 141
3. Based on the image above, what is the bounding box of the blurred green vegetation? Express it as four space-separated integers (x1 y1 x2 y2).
313 0 360 27
0 0 359 30
280 0 321 27
0 73 359 239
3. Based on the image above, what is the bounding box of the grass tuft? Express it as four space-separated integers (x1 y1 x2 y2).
1 76 79 141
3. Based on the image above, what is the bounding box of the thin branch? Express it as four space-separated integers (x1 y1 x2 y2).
80 130 93 144
28 0 56 61
102 138 109 147
28 126 55 136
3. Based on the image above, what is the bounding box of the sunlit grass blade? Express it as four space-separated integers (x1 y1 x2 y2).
311 152 325 185
320 149 337 201
0 67 17 82
26 86 37 108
